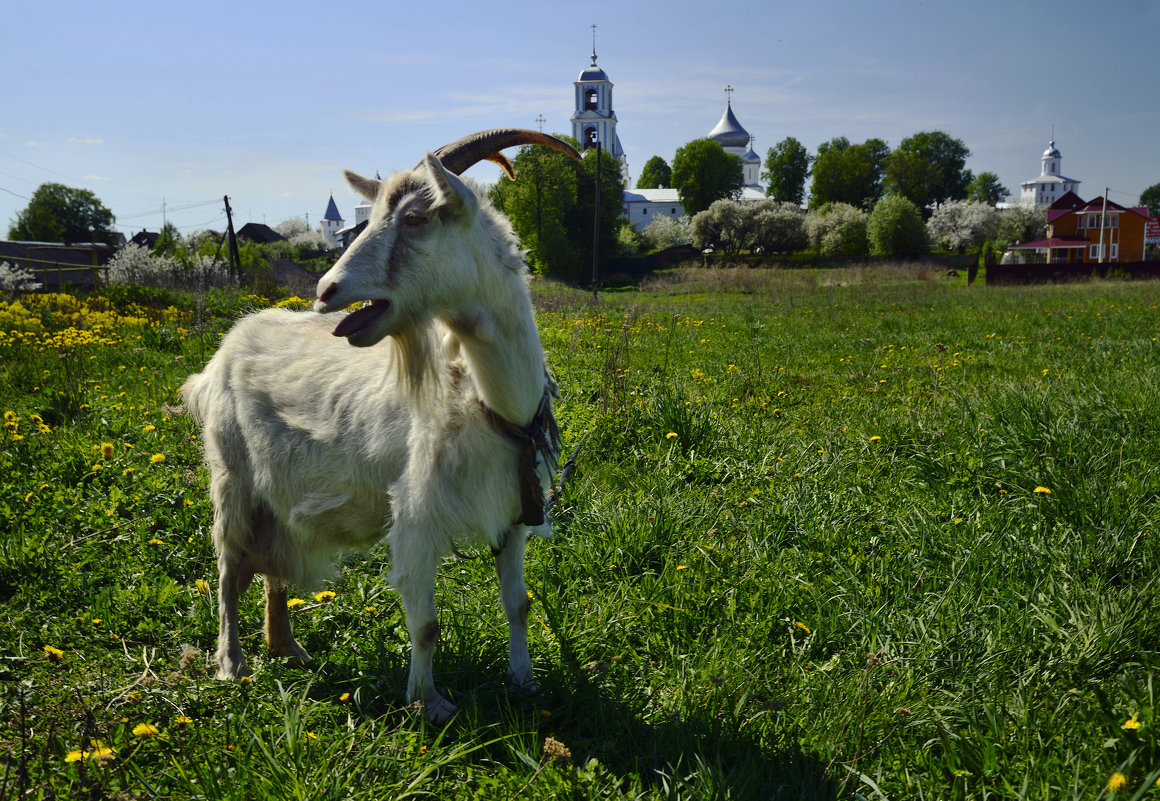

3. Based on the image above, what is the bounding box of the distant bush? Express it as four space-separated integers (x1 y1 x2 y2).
640 215 693 252
805 202 869 257
0 261 42 295
107 243 232 291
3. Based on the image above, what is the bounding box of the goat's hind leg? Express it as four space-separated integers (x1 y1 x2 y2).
264 577 311 666
215 553 247 679
495 527 536 693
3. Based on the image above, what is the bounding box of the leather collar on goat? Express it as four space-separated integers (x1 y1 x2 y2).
479 386 561 527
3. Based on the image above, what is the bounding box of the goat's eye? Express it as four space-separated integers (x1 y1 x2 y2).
403 210 428 228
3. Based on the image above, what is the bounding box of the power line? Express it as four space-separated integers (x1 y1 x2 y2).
118 198 220 220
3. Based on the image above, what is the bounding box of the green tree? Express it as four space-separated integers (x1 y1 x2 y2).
1140 182 1160 217
489 135 623 283
809 137 889 209
671 138 743 215
636 156 672 189
763 137 811 206
9 182 117 245
885 131 971 208
966 171 1009 206
154 221 182 257
868 195 929 258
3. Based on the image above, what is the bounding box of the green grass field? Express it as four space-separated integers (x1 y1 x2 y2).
2 267 1158 799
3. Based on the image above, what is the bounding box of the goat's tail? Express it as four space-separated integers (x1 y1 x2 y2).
177 371 211 423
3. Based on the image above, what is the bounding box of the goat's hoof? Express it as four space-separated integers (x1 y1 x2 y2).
506 669 539 695
215 658 248 680
270 641 312 667
425 695 459 725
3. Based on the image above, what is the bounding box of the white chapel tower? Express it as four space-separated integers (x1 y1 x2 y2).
1019 136 1080 207
570 29 628 183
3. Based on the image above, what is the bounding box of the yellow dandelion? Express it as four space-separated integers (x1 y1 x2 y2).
313 590 335 603
339 692 350 703
88 742 115 763
100 442 115 459
194 579 210 596
132 723 161 738
65 750 87 762
44 645 64 661
150 453 165 464
1122 715 1141 730
142 424 156 432
1106 772 1127 792
148 538 164 546
175 715 193 725
122 467 135 477
1033 486 1051 495
286 597 306 608
794 621 812 635
869 436 881 442
675 564 688 571
665 432 678 440
239 676 253 685
3 411 15 422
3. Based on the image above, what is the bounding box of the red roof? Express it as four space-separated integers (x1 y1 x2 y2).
1008 237 1090 250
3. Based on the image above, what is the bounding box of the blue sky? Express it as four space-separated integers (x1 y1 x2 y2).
2 0 1157 238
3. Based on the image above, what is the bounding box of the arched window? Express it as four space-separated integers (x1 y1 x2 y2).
585 89 598 111
583 126 599 149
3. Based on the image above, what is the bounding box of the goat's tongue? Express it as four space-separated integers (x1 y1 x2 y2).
332 300 390 339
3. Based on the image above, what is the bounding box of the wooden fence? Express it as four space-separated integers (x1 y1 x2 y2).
0 244 111 289
985 260 1160 286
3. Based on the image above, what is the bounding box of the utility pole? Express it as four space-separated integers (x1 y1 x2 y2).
591 140 601 302
224 195 241 285
1098 187 1109 264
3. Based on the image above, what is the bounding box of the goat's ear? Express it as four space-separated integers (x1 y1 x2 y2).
344 169 381 201
423 153 478 221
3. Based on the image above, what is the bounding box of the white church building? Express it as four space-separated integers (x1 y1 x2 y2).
622 87 766 231
1020 138 1081 207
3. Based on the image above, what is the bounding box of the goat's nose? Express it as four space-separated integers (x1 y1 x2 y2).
319 283 338 304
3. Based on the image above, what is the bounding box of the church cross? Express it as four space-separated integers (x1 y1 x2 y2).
725 85 734 105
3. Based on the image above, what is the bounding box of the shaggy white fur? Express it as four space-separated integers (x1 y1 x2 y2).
181 142 568 722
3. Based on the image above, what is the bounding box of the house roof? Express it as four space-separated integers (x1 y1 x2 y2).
1008 236 1090 250
1048 191 1085 211
236 222 285 244
1046 194 1151 223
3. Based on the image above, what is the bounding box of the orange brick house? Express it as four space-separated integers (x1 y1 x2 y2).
1007 191 1152 264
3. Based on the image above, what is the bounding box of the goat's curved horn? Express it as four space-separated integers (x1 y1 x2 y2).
431 129 582 180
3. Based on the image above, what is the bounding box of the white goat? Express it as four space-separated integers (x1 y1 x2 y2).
180 130 579 722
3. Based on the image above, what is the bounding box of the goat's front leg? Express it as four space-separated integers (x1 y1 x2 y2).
392 544 457 723
264 577 311 666
495 527 536 693
215 554 247 679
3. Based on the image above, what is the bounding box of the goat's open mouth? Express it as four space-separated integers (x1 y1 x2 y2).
331 299 392 345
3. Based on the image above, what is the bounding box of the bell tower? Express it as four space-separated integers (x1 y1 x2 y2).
570 25 628 182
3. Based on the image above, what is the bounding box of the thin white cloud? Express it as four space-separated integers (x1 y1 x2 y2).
66 137 104 145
